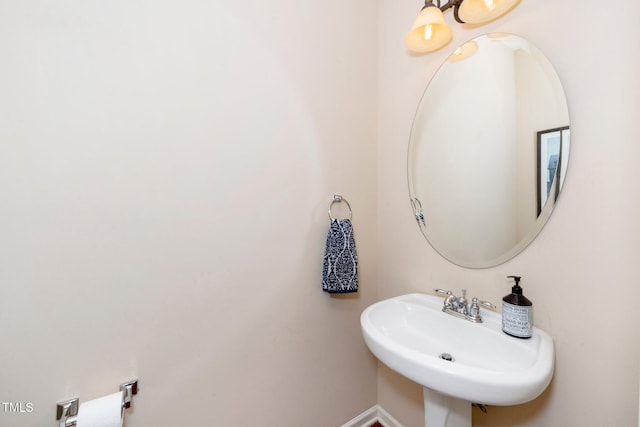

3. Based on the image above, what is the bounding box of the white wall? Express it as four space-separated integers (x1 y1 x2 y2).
0 1 378 426
378 1 640 426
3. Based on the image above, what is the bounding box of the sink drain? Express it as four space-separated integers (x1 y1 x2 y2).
439 353 454 362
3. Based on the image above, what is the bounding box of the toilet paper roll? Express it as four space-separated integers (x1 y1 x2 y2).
76 391 124 427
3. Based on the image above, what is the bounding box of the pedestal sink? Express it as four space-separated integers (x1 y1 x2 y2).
360 293 554 427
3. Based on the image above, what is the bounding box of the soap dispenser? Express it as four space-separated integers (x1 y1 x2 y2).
502 275 533 339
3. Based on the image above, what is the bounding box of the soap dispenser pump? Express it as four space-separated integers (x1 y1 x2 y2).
502 275 533 339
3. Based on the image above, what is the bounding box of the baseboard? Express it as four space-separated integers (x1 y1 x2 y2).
341 405 405 427
376 406 404 427
340 405 378 427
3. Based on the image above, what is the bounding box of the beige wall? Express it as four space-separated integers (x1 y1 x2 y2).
2 1 639 427
378 1 640 426
0 1 378 426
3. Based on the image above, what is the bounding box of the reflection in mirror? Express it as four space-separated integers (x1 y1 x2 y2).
408 34 570 268
537 126 570 216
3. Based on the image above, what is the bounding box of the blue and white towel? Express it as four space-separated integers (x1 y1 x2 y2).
322 218 358 293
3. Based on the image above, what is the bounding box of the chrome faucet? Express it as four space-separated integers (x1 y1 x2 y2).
434 289 495 323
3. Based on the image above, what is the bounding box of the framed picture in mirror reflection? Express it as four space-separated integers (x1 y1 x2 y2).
537 126 570 216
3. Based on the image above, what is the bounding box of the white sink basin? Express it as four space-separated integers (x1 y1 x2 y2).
361 293 554 406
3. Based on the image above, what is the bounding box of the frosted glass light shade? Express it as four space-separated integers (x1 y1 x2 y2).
458 0 521 24
448 40 478 63
405 6 453 53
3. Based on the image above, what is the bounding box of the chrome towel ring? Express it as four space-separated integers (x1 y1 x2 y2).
328 194 352 221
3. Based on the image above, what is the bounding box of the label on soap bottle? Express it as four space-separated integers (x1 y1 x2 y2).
502 302 532 338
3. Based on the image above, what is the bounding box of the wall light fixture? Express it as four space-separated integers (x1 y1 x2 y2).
405 0 521 53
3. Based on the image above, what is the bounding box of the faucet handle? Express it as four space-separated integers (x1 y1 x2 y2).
468 298 496 322
434 289 457 310
477 300 496 309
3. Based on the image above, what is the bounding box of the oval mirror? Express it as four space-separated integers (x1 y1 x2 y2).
408 34 570 268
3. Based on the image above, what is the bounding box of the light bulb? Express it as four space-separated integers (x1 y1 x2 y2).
424 24 434 41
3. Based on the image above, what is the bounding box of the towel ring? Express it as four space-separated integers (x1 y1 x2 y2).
411 197 426 226
328 194 352 221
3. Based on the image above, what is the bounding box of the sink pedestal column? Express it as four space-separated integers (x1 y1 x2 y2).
423 388 471 427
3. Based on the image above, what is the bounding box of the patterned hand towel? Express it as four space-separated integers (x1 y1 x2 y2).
322 218 358 293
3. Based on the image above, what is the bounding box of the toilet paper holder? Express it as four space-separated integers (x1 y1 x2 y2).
56 379 138 427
